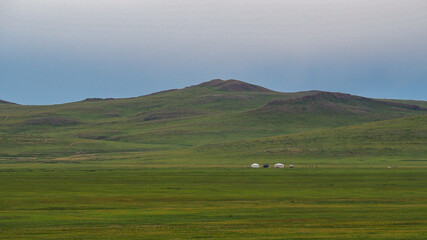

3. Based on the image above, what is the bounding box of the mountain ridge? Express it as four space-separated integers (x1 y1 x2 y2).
258 91 427 113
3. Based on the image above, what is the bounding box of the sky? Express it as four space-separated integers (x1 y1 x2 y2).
1 0 426 105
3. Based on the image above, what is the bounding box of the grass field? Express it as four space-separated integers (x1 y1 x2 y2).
1 167 426 239
1 80 426 239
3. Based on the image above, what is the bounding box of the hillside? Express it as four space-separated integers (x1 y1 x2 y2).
194 114 427 162
257 91 426 114
242 91 427 131
0 79 426 161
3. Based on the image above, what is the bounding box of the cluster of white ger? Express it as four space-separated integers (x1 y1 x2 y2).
250 163 293 168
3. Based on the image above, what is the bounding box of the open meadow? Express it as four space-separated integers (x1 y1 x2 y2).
1 166 426 239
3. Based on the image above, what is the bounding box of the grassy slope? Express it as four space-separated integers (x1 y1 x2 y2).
0 84 295 156
1 80 426 159
176 114 426 167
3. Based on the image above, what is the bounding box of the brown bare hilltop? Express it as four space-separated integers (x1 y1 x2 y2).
195 79 274 92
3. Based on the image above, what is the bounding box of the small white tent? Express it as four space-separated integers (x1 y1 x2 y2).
289 164 294 168
251 163 261 168
274 163 285 168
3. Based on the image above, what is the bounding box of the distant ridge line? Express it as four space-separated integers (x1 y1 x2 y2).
265 91 427 111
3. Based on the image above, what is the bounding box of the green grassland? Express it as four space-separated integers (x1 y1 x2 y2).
0 79 426 239
1 168 426 239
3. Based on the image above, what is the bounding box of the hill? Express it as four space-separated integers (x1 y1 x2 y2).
257 91 426 114
243 91 427 131
0 79 426 162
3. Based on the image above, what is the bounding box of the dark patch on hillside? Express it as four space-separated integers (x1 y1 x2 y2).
82 98 115 102
77 133 109 140
104 113 120 117
77 131 121 140
135 109 202 121
254 91 427 115
26 118 81 126
196 79 273 92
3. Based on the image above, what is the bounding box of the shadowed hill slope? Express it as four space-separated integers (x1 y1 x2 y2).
237 91 427 134
259 91 426 113
252 91 426 118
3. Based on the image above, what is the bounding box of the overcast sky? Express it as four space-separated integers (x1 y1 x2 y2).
1 0 426 104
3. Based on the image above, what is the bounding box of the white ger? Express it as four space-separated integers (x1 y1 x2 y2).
274 163 285 168
251 163 261 168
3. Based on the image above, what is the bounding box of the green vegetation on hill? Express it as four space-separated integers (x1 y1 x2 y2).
188 114 427 167
1 79 426 160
